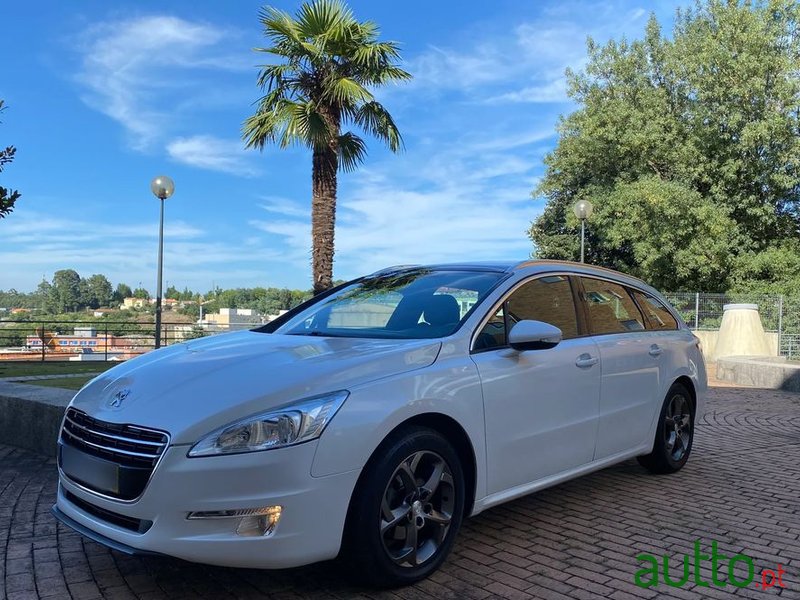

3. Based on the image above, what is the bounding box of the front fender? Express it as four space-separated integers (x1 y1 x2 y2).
310 351 487 506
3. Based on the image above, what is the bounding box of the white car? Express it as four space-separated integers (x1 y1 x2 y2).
53 261 706 586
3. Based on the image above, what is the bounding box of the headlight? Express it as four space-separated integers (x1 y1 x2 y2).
188 390 349 457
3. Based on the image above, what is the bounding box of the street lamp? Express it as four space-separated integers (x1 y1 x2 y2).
572 199 593 263
150 175 175 349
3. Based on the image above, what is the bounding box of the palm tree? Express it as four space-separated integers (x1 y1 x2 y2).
243 0 410 294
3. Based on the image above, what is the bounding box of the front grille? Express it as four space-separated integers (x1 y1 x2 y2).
59 408 169 500
64 488 153 534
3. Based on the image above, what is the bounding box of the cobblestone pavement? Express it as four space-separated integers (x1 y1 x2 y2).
2 386 800 600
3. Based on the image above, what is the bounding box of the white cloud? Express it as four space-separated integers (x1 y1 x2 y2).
247 124 547 280
258 197 308 219
75 15 250 152
485 80 568 104
166 135 259 176
405 2 660 105
0 211 284 293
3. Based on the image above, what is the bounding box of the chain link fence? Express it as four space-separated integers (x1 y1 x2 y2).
663 292 800 359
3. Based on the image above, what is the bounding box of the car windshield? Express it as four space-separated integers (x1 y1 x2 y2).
273 269 506 339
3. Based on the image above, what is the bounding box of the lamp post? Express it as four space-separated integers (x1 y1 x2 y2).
572 199 593 263
150 175 175 349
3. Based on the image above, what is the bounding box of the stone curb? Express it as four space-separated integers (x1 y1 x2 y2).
717 355 800 391
0 380 73 456
0 372 101 382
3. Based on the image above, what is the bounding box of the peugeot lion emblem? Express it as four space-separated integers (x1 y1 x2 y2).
108 388 131 409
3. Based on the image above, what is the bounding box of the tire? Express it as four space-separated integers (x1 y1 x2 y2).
637 382 695 474
342 426 465 587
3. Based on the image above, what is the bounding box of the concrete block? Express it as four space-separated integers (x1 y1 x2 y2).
0 381 72 456
717 356 800 392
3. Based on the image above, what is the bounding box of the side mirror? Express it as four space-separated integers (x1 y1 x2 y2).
508 320 563 351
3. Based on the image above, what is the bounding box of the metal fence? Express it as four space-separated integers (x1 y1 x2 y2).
663 292 800 359
2 293 799 362
663 292 787 332
0 319 239 362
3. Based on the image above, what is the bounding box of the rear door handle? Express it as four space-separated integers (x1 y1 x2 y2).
575 353 599 368
649 344 662 357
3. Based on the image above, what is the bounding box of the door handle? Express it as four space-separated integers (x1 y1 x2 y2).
575 353 598 368
649 344 662 357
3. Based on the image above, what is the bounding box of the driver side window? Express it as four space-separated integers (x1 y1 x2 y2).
474 275 579 352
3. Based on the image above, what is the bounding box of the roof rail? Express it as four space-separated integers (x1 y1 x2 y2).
368 264 422 276
512 259 650 286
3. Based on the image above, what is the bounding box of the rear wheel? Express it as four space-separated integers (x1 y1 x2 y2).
637 382 694 474
342 427 464 587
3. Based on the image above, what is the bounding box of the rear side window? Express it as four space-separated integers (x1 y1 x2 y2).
579 277 645 335
474 275 579 351
631 290 679 331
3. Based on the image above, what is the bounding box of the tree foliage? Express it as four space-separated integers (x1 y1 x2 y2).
243 0 410 294
80 274 113 309
0 100 21 219
531 0 800 291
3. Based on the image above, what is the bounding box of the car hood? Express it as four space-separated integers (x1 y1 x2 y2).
69 330 441 445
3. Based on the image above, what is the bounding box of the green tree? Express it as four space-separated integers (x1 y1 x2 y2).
531 0 800 291
584 177 738 291
49 269 82 313
113 283 133 303
132 287 150 300
81 274 113 309
35 280 52 313
0 100 21 219
243 0 410 294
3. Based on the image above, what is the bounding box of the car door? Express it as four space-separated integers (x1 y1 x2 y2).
630 287 685 402
576 276 661 460
471 274 601 494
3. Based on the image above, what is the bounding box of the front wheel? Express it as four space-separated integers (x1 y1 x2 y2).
342 427 465 587
637 382 695 474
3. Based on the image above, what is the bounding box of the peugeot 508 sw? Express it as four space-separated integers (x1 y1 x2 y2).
53 261 706 586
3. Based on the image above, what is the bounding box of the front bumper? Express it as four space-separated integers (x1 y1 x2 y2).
55 441 361 569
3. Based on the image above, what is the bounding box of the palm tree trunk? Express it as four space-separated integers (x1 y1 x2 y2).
311 145 338 295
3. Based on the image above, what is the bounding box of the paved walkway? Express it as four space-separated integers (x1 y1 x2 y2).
2 386 800 599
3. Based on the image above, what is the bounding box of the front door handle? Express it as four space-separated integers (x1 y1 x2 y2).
649 344 663 357
575 353 599 368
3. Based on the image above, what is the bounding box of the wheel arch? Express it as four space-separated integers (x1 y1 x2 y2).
674 375 697 413
347 412 478 522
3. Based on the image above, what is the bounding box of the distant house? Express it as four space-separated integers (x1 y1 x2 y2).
200 308 265 332
121 297 180 310
10 308 31 315
121 297 150 310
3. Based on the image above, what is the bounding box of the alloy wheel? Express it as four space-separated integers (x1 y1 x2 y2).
664 393 692 461
380 450 455 567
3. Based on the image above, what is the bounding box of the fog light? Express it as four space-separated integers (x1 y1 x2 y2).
187 505 282 536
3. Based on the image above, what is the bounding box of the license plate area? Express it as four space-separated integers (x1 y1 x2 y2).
59 443 120 495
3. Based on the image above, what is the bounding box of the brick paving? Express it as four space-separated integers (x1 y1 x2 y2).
1 386 800 599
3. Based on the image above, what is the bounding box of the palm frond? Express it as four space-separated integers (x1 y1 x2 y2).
297 0 354 39
255 63 294 90
352 41 401 67
323 76 373 105
259 6 302 47
338 132 368 172
281 100 331 149
353 101 403 152
245 0 410 159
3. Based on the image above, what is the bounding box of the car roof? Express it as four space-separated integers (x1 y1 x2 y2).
370 260 658 294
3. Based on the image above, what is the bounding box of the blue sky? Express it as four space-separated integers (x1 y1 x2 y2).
2 0 685 294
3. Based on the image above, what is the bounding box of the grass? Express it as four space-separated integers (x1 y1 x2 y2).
17 376 96 390
0 361 117 378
